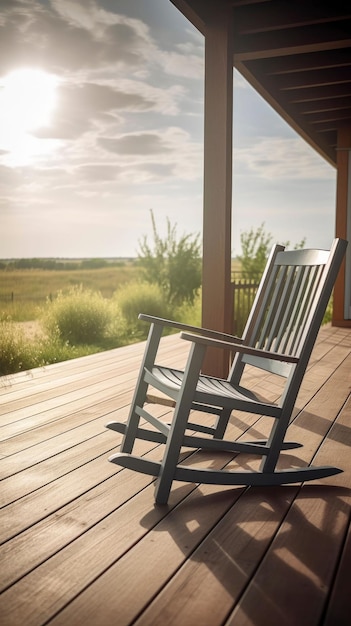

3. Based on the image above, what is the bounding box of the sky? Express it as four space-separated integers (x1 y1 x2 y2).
0 0 337 259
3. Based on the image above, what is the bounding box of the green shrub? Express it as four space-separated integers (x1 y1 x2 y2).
97 300 129 349
42 285 111 345
115 281 171 340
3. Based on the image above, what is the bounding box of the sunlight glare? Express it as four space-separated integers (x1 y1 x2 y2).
1 68 58 131
0 68 60 166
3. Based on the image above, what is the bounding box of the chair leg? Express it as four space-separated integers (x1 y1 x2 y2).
154 342 207 504
121 379 148 454
260 412 291 474
121 322 164 454
154 400 192 504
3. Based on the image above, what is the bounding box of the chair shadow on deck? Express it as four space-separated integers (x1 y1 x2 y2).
139 482 351 624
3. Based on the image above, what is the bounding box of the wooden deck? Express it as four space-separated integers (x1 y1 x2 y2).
1 324 350 626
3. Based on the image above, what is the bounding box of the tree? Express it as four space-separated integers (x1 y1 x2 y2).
237 223 306 277
138 210 202 307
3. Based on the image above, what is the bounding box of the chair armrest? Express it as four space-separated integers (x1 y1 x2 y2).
138 314 243 343
180 332 299 364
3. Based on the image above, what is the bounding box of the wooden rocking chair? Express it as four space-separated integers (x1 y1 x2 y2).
106 238 347 504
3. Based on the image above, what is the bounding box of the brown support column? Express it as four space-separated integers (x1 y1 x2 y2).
333 125 351 327
201 7 234 376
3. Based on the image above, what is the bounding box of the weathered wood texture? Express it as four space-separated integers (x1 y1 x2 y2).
0 326 350 626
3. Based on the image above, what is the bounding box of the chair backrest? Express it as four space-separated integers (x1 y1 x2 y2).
229 239 348 382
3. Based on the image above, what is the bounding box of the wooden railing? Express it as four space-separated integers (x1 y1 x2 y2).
231 274 260 335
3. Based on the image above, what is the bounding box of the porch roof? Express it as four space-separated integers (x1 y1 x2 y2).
172 0 351 166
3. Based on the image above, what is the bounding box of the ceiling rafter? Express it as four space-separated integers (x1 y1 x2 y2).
234 22 351 61
297 96 351 114
233 1 351 34
258 50 351 75
307 109 351 123
276 67 351 90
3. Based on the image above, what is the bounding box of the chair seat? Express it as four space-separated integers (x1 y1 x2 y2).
149 365 276 409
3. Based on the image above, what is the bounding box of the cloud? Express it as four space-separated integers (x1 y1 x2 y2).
0 2 89 73
141 162 176 178
93 126 202 182
159 41 204 80
0 0 161 76
34 82 154 139
235 136 335 180
98 132 172 156
75 163 124 181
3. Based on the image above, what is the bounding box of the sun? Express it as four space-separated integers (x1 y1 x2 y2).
1 68 58 132
0 68 60 166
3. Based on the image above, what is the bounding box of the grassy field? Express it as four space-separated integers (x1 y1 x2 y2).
0 262 140 321
0 258 244 323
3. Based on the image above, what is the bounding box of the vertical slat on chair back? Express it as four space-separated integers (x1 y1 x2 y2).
229 239 347 380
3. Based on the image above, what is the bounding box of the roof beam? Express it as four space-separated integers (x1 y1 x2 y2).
233 1 351 34
170 0 206 33
234 22 351 61
257 50 351 75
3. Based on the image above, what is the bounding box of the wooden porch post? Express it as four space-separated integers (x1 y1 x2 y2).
333 125 351 327
201 7 234 376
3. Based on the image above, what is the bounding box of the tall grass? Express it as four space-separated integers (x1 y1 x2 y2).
0 316 94 375
0 318 40 374
0 302 41 322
